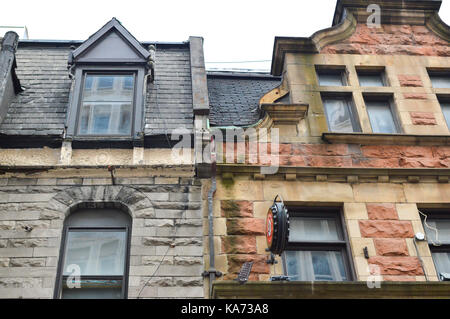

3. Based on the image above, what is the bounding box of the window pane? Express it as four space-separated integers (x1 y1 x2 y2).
289 217 342 242
78 74 134 136
432 252 450 280
323 98 355 133
62 279 122 299
63 231 126 276
285 250 348 281
358 73 385 87
366 101 398 133
425 219 450 244
78 103 132 135
83 75 134 102
318 73 345 86
430 75 450 88
442 103 450 129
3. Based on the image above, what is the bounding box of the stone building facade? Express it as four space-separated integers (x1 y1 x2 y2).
209 0 450 298
0 19 206 298
1 0 450 300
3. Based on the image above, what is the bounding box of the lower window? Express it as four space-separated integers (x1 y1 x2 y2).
421 211 450 280
283 208 353 281
55 208 131 299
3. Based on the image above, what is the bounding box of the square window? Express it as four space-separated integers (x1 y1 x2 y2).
283 209 353 282
323 96 359 133
317 69 346 86
77 74 134 136
365 98 399 133
358 71 386 87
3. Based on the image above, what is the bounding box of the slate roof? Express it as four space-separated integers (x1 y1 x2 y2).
0 41 193 137
207 72 281 127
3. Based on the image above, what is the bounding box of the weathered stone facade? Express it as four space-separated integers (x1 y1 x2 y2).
0 173 203 298
209 0 450 297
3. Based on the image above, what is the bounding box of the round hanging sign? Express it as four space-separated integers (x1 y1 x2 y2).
265 195 290 255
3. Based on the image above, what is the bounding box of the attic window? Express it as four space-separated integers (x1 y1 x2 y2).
78 74 135 136
65 18 151 143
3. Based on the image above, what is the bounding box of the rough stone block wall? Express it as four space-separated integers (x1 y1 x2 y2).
219 143 450 169
211 176 442 283
0 176 203 299
321 24 450 57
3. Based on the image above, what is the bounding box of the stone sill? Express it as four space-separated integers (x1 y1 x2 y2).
322 133 450 146
212 281 450 299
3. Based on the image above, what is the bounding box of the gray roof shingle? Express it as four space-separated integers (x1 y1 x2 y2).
207 73 280 127
0 43 193 137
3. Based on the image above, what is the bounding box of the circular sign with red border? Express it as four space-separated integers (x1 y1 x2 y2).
265 200 289 255
266 208 274 248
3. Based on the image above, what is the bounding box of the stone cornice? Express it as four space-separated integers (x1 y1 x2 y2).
332 0 442 26
271 11 357 76
217 164 450 183
426 12 450 43
271 0 450 76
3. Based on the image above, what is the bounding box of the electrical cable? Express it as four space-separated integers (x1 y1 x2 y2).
418 209 441 246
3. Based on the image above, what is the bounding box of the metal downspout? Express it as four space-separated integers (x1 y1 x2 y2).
207 135 219 298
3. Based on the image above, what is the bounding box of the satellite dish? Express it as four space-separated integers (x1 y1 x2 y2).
266 195 290 255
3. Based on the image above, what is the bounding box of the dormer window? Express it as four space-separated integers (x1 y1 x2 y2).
66 18 152 143
78 74 135 136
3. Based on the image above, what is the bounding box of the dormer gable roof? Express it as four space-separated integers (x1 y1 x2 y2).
70 17 150 64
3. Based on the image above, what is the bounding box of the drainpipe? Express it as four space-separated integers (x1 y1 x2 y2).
203 135 222 298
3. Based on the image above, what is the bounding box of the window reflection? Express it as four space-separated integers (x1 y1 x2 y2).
63 231 126 276
78 74 134 135
323 98 355 133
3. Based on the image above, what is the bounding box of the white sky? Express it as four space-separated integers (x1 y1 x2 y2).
1 0 449 71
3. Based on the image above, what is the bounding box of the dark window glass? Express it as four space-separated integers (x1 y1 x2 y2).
78 74 134 136
283 209 352 282
317 70 346 86
57 208 131 299
323 97 357 133
422 214 450 281
358 72 385 87
365 99 398 133
430 74 450 89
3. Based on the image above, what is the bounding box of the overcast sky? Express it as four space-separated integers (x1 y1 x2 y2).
1 0 449 71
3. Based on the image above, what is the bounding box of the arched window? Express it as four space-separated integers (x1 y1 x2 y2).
55 207 131 299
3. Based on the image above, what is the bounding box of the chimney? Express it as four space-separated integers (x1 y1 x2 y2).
0 31 21 125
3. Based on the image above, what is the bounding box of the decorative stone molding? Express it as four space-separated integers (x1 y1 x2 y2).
271 12 357 75
219 165 450 184
45 185 153 220
271 0 450 76
259 103 308 126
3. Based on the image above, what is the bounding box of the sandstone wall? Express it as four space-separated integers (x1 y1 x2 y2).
209 175 442 283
